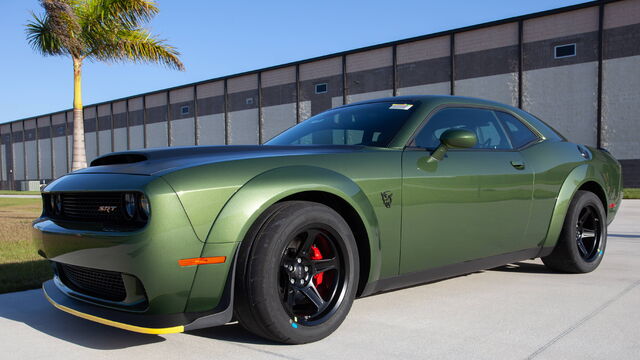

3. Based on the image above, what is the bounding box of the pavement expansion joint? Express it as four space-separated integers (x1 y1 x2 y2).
525 278 640 359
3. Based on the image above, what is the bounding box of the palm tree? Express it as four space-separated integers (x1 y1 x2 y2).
26 0 184 171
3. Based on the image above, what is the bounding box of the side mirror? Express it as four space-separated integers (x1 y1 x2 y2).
430 129 477 161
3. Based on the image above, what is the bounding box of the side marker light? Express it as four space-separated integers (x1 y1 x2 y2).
178 256 226 267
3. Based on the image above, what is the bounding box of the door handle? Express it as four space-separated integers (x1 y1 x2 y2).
510 160 525 170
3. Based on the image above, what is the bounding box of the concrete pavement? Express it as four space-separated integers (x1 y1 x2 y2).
1 201 638 359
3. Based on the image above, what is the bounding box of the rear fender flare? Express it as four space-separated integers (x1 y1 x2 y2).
542 164 608 250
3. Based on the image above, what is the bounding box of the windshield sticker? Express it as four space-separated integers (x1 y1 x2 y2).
389 104 413 110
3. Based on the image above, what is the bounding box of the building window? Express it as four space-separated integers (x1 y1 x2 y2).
180 105 190 115
315 83 328 94
246 97 254 105
554 43 576 59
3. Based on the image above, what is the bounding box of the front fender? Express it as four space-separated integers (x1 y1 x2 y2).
206 166 381 281
184 166 382 312
542 164 608 250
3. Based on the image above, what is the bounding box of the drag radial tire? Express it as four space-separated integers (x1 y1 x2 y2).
542 190 607 273
234 201 359 344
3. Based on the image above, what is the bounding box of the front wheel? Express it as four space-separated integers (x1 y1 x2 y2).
542 190 607 273
234 201 359 344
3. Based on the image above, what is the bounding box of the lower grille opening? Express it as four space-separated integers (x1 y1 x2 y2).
57 263 127 302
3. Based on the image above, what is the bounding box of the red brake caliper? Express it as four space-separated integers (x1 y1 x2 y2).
310 245 324 286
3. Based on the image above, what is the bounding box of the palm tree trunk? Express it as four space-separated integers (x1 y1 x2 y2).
71 57 87 171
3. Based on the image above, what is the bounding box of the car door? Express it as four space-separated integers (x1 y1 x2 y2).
400 106 534 274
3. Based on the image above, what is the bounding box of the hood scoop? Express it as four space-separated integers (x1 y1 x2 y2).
90 153 147 167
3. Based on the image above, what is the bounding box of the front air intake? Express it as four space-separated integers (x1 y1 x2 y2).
57 263 127 302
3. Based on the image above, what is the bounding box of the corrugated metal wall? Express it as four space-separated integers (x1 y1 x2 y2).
97 104 112 156
396 36 452 96
1 0 639 189
51 112 67 179
227 74 259 145
455 23 520 106
261 66 297 141
169 87 195 146
83 106 97 163
112 100 128 152
37 116 52 181
601 0 640 184
523 7 600 147
196 81 226 145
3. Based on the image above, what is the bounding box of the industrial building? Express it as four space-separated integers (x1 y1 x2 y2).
1 0 639 190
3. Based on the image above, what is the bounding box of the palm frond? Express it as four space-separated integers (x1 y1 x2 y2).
40 0 84 56
25 11 66 56
26 0 183 71
80 0 158 30
90 28 185 70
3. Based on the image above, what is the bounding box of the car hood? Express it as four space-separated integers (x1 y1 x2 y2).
73 145 365 176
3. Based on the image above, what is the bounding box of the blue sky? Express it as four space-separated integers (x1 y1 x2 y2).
0 0 586 123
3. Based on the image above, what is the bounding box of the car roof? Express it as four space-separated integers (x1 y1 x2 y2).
339 95 516 111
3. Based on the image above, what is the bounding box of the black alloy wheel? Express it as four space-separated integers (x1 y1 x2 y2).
234 201 359 344
574 205 603 262
279 227 345 326
542 190 607 273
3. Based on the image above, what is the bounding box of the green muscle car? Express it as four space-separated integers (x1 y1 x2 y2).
33 95 622 344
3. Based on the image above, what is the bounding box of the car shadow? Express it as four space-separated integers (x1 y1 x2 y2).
0 288 285 349
0 288 164 350
0 261 572 349
186 322 284 345
489 262 555 274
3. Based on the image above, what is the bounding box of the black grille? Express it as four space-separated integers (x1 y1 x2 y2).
43 192 146 228
57 263 127 302
61 192 124 222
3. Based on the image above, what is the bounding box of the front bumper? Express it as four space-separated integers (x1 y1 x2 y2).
34 173 238 328
43 263 235 334
44 279 185 334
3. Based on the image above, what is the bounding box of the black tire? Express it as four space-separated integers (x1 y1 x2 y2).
234 201 359 344
542 190 607 273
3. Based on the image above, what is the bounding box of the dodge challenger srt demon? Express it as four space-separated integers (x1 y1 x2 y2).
33 95 622 344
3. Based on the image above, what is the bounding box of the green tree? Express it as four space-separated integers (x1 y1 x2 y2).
26 0 184 170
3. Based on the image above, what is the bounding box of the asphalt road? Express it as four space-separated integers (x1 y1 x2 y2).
1 201 638 360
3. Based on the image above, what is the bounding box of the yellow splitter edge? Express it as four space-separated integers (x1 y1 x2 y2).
43 286 184 335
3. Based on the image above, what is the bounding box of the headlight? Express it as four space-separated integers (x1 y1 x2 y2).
139 194 150 219
124 193 137 219
50 193 62 215
49 194 56 214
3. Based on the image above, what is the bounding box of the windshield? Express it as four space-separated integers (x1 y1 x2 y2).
266 102 417 147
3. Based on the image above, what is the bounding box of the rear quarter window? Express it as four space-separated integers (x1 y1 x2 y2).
512 108 565 141
494 111 539 148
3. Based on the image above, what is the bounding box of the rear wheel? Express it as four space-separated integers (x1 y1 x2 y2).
542 190 607 273
234 201 359 344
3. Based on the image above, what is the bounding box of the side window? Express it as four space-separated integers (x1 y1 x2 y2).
495 111 539 148
414 107 512 150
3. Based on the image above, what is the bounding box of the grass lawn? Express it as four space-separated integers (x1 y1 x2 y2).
0 197 51 294
624 188 640 199
0 190 40 195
